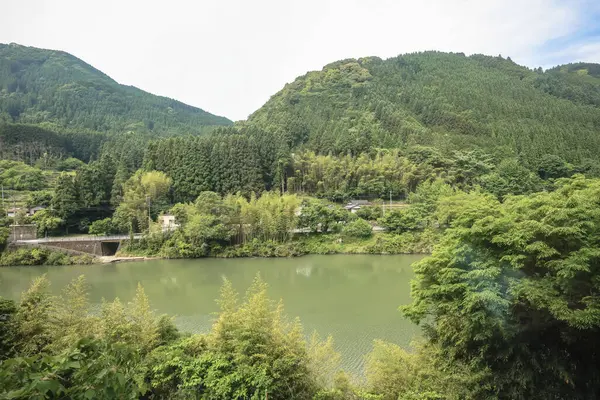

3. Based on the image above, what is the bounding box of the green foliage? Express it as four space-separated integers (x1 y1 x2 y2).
342 218 373 238
355 206 383 221
57 157 85 171
298 198 349 233
30 209 63 236
364 341 470 400
248 52 600 165
143 132 268 200
0 338 145 399
535 62 600 107
0 160 44 190
113 170 172 232
0 248 94 266
0 274 354 400
202 276 320 399
0 297 18 360
51 172 79 220
16 275 54 355
403 175 600 398
477 158 541 199
88 217 117 235
536 153 572 180
378 208 423 233
0 43 231 135
25 190 53 208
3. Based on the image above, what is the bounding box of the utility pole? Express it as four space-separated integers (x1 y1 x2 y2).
13 199 16 242
146 196 151 232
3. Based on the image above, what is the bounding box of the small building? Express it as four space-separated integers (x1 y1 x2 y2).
7 206 46 218
7 208 24 218
159 214 179 231
344 200 372 213
28 206 46 216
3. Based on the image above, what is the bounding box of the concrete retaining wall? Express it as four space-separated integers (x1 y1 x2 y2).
43 240 105 256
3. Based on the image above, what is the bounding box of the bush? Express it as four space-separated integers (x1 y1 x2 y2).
356 206 383 221
342 219 373 238
88 218 116 235
378 207 424 233
57 157 85 171
0 162 44 190
0 248 95 266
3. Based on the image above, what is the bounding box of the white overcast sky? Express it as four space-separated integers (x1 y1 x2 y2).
2 0 600 121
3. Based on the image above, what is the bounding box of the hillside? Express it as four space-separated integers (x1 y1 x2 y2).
247 52 600 166
0 43 231 134
535 62 600 107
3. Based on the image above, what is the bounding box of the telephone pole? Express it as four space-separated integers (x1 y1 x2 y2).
146 196 151 232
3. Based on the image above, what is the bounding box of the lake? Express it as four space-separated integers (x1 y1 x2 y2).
0 254 423 375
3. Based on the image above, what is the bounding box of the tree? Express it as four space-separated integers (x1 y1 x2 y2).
51 173 79 221
537 154 572 180
26 190 53 208
403 175 600 399
205 275 318 399
16 275 54 355
298 199 348 233
88 218 117 235
0 297 18 360
378 208 424 233
342 218 373 238
113 170 172 232
31 209 63 237
478 158 541 199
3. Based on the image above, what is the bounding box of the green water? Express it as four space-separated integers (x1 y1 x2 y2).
0 254 423 374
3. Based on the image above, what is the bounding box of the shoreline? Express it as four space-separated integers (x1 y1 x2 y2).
1 232 435 267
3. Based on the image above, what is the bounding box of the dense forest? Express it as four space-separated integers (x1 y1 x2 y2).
0 43 232 166
0 43 231 132
1 44 600 398
247 52 600 166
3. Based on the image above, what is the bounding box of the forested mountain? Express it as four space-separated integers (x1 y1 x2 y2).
535 62 600 107
0 43 231 133
246 52 600 166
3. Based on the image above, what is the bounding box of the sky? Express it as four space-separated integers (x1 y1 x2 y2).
2 0 600 121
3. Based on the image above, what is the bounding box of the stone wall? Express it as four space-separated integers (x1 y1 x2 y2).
44 240 104 256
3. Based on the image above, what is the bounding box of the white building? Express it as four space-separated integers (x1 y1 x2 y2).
159 214 179 231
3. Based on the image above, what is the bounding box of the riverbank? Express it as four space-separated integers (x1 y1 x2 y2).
0 248 95 266
117 230 438 259
0 231 437 266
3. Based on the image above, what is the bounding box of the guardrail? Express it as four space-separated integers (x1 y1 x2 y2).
15 234 144 244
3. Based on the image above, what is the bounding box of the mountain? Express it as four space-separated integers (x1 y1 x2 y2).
534 62 600 108
0 43 231 134
246 52 600 166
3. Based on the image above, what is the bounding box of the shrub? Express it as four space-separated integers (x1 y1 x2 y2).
88 218 116 235
356 206 383 221
342 218 373 238
378 208 424 233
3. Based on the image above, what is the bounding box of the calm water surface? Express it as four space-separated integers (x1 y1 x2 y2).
0 254 423 374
